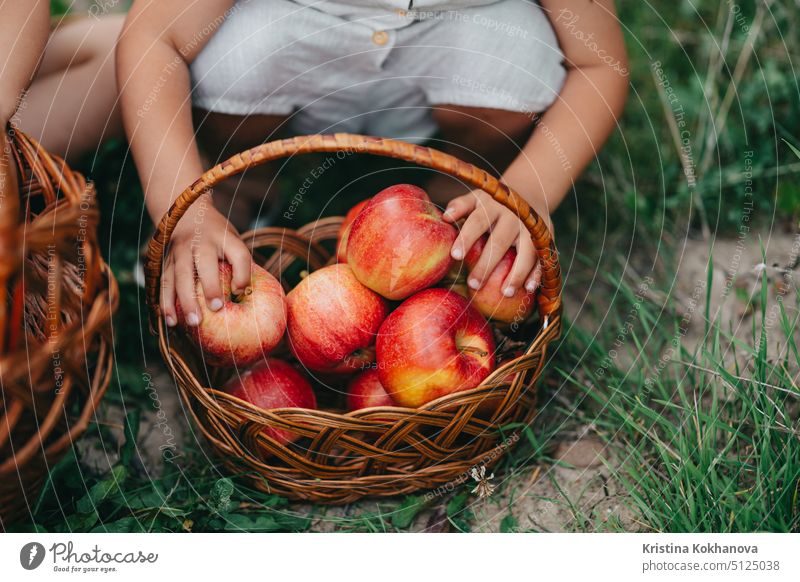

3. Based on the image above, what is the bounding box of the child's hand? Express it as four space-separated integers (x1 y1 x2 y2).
160 197 253 327
443 190 544 297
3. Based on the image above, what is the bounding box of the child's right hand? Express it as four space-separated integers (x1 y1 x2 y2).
159 196 253 328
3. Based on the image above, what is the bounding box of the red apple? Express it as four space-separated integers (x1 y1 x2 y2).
224 358 317 444
464 235 536 324
336 198 370 263
177 261 286 367
346 184 457 300
286 264 388 372
376 288 496 408
346 369 394 411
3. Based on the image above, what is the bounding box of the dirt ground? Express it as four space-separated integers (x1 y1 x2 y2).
673 228 799 355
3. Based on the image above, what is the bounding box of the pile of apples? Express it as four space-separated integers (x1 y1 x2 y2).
177 184 536 444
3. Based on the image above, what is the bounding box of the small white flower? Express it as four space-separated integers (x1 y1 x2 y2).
470 466 496 498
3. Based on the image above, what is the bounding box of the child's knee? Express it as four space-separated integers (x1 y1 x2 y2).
85 13 126 55
52 13 124 62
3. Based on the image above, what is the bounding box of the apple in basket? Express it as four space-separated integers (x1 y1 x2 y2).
286 263 388 372
336 198 370 263
177 261 286 367
346 184 457 300
464 235 536 324
346 369 395 411
225 358 317 444
376 288 496 408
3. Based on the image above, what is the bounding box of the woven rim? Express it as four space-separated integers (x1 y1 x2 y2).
143 133 563 503
0 128 118 527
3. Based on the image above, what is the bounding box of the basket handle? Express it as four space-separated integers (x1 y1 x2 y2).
145 134 562 329
1 127 23 353
0 128 21 280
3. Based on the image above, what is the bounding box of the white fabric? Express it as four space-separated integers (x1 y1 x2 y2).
191 0 566 140
290 0 502 29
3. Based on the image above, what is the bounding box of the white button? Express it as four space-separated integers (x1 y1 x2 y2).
372 30 389 46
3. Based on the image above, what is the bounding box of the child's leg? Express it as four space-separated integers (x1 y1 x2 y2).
428 105 536 206
16 14 124 164
193 109 289 231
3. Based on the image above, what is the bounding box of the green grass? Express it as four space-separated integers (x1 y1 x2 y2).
553 266 800 532
9 0 799 533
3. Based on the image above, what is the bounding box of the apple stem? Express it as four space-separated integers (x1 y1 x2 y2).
231 286 253 303
460 346 488 358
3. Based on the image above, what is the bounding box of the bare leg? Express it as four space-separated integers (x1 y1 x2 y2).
193 109 289 231
16 14 125 164
427 105 536 206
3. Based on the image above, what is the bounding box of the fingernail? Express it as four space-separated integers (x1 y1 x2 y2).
526 281 538 292
451 247 463 260
187 312 200 326
468 278 480 290
209 298 223 311
503 286 515 297
165 315 176 327
443 207 454 218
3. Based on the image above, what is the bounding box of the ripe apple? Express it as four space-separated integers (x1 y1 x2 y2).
336 198 370 263
224 358 317 444
464 235 536 324
346 369 395 411
177 261 286 367
346 184 457 300
376 288 496 408
286 264 388 372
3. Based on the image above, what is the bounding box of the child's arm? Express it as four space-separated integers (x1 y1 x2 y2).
118 0 252 327
444 0 628 296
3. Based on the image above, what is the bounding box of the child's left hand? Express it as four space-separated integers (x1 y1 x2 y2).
443 189 545 297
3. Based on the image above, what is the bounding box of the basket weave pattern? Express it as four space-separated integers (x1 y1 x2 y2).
0 129 118 527
146 134 562 503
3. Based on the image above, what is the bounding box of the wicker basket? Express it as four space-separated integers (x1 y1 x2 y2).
0 128 118 528
145 134 562 504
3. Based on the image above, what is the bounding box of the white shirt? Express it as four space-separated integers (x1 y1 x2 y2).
292 0 503 29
